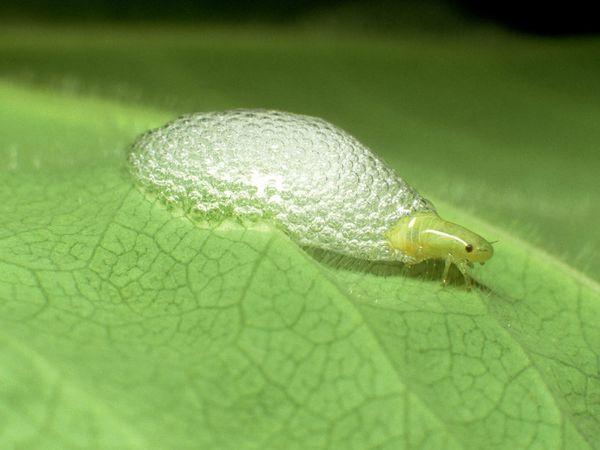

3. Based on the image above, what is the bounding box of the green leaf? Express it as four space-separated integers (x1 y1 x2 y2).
1 30 599 449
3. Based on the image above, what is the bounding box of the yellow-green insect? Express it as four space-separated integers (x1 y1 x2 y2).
386 212 494 288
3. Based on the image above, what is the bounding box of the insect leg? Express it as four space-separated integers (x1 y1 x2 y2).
455 262 472 290
442 257 452 286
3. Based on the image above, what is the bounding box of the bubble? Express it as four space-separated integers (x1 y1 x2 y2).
128 110 433 261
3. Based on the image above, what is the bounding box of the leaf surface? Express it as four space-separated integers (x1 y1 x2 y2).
1 29 599 450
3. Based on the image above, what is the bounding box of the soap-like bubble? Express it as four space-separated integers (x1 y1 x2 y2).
128 110 433 261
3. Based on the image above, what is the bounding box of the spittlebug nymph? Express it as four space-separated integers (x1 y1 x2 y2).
129 109 494 288
386 212 494 287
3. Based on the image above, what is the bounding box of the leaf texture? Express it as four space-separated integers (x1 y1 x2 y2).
1 29 599 449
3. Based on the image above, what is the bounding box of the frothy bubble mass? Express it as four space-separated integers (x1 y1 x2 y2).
128 110 433 261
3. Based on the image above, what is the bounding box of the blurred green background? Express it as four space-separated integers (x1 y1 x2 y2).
1 0 598 280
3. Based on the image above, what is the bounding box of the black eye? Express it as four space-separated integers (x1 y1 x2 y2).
465 244 473 253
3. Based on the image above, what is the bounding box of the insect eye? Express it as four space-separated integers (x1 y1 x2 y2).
465 244 473 253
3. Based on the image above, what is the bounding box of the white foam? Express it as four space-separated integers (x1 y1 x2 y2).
128 110 433 261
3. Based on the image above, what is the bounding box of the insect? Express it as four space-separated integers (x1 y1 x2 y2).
386 213 493 288
129 109 493 286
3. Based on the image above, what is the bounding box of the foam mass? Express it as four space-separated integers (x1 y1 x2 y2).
128 110 433 261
